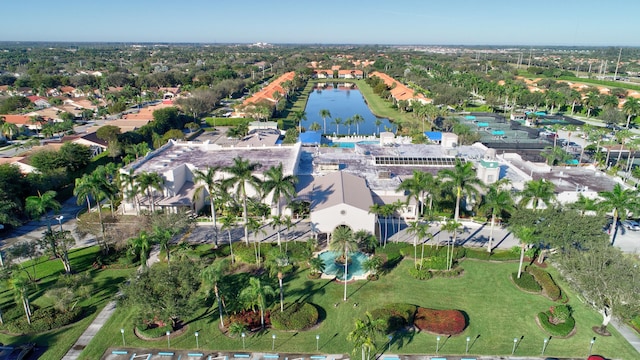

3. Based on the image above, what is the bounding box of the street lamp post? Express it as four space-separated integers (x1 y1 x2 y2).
272 334 276 351
316 335 320 351
166 331 171 348
542 338 549 356
465 336 470 354
589 337 596 355
120 328 125 347
436 336 441 354
512 338 518 355
195 331 199 349
55 215 64 232
388 335 392 352
241 332 246 350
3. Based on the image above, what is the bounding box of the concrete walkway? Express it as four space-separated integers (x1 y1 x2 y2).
611 319 640 354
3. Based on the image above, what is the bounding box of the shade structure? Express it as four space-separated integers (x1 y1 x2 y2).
477 122 489 127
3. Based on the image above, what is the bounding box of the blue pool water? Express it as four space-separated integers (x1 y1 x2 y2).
318 251 369 281
332 140 379 148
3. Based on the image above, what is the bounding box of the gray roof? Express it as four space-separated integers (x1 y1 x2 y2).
297 171 373 212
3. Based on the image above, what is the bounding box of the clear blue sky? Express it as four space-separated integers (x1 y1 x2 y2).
2 0 638 46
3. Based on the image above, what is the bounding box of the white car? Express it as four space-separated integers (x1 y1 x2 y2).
622 220 640 231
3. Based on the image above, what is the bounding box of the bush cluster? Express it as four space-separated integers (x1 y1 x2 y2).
511 272 542 292
432 267 464 278
464 248 521 261
370 303 417 333
421 255 447 270
270 302 319 331
527 266 562 301
413 307 466 335
136 322 173 339
232 243 258 264
408 267 432 280
229 309 269 331
376 243 412 262
538 311 575 337
4 307 82 334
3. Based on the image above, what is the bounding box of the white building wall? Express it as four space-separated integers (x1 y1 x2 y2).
312 204 375 234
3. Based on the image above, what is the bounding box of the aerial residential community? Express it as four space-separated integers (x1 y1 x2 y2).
1 2 640 360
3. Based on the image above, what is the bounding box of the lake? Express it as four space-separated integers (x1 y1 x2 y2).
302 84 393 135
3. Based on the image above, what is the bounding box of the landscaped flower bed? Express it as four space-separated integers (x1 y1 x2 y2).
370 303 418 333
228 309 270 331
527 266 562 301
511 271 542 292
537 305 576 337
413 307 467 335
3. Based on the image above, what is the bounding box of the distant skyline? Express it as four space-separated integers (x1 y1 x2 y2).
2 0 639 47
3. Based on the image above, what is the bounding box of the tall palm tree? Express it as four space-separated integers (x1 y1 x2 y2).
347 311 385 360
512 226 535 278
406 221 430 269
220 212 237 263
583 91 601 117
25 190 61 233
368 204 384 246
441 220 462 271
292 110 307 134
120 169 142 215
10 273 32 324
129 231 151 269
319 109 331 134
137 171 164 213
223 157 262 245
239 277 275 329
262 163 298 248
153 226 173 264
332 117 343 135
397 170 436 218
193 166 222 245
1 122 19 140
598 183 639 244
75 171 113 246
330 226 358 301
200 258 230 327
352 114 364 135
569 193 600 216
518 179 555 210
623 97 640 129
439 159 484 221
480 186 515 252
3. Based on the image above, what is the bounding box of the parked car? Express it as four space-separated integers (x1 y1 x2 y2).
622 220 640 231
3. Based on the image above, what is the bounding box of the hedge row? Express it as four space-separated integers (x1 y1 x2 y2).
511 272 542 292
4 307 82 334
370 303 417 333
464 248 520 261
136 323 173 339
408 266 463 280
537 311 575 337
527 266 562 301
414 307 466 335
203 117 252 127
270 302 319 331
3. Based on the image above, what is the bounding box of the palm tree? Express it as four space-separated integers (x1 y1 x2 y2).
347 312 385 360
374 118 382 136
308 256 325 276
309 122 321 132
25 190 61 233
1 122 18 140
319 109 331 134
153 226 173 264
239 277 275 329
220 212 237 263
120 169 142 215
74 172 112 246
352 114 364 135
512 226 535 278
397 170 436 218
292 110 307 134
224 157 262 245
10 273 32 324
406 221 430 268
332 117 343 135
129 231 151 269
583 91 601 117
200 258 230 327
262 163 298 248
598 183 639 244
570 193 600 216
518 179 556 210
368 204 384 246
623 97 640 129
137 171 164 213
480 186 515 252
330 226 358 301
193 166 222 245
441 220 462 271
439 159 484 221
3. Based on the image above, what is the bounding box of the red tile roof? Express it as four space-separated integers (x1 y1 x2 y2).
0 114 32 125
243 71 295 105
369 71 431 103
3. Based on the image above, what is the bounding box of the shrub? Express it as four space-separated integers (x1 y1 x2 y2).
527 266 561 301
538 311 575 337
370 303 417 333
232 243 258 264
512 272 542 292
421 254 448 270
376 243 412 262
229 309 270 331
5 307 82 334
413 307 466 335
408 267 432 280
204 117 251 127
136 322 173 339
270 302 319 330
432 267 464 278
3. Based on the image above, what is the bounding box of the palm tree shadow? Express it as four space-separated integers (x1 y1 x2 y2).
290 278 332 303
348 279 370 299
390 327 416 350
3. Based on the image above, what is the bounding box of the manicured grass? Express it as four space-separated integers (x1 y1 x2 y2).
0 246 135 360
353 80 414 125
78 256 638 359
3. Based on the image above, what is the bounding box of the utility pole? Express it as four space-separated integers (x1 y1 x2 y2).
613 47 622 81
528 49 532 67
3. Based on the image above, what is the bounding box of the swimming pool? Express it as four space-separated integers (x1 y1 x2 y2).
318 250 369 281
332 140 379 148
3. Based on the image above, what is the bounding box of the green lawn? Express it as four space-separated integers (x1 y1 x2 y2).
0 246 135 360
78 256 638 359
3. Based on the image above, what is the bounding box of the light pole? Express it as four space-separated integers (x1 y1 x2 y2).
241 332 246 350
55 215 64 232
542 337 549 356
272 334 276 351
316 335 320 351
436 336 441 354
589 337 596 355
195 331 199 349
512 338 518 355
166 331 171 348
120 328 125 347
465 336 470 354
388 335 392 352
